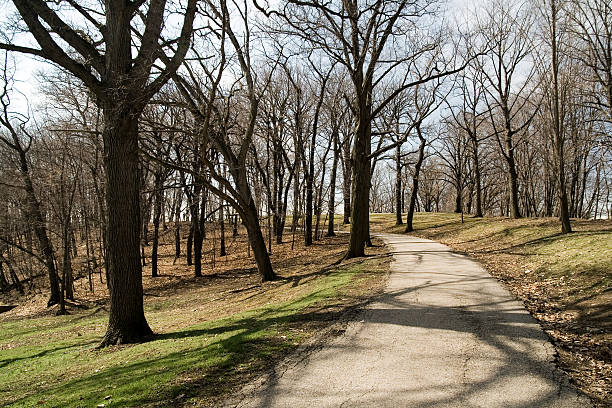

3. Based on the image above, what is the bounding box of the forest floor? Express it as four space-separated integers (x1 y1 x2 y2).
0 226 390 408
368 212 611 407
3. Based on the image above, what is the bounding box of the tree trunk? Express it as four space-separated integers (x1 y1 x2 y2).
71 228 78 258
342 139 352 225
58 221 71 315
141 187 152 246
83 203 94 292
472 135 483 217
186 223 193 266
0 254 23 294
188 191 203 277
0 261 8 292
395 144 403 225
455 182 462 214
327 131 339 237
291 161 301 232
193 220 203 277
505 131 522 219
64 223 74 301
550 0 572 233
17 149 60 306
151 171 163 277
346 101 371 259
304 169 314 246
99 107 152 346
244 201 276 281
406 131 426 232
227 157 277 281
314 147 329 241
174 222 181 260
220 203 226 257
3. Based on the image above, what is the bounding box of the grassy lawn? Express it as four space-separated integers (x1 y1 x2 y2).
0 235 389 408
371 212 611 407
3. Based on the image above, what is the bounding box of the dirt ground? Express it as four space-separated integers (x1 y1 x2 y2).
0 224 388 323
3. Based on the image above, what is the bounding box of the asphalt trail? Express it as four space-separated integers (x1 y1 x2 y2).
229 233 591 408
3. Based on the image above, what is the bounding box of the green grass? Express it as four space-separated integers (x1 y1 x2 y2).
0 263 373 408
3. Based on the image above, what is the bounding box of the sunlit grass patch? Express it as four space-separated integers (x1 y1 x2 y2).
0 238 389 408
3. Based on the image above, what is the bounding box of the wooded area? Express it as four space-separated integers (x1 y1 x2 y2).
0 0 610 351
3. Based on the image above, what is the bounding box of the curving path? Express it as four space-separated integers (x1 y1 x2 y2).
227 234 591 408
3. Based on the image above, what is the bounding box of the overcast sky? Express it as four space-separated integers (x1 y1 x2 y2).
2 0 482 116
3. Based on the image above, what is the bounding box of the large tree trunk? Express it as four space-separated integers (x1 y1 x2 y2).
243 201 276 281
229 158 276 281
346 102 371 259
100 107 152 346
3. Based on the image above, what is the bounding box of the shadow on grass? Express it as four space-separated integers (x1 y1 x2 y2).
0 340 98 369
4 265 376 408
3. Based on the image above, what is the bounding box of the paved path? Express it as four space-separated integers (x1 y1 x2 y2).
229 234 591 408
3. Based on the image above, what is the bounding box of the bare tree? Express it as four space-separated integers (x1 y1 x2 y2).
478 0 540 219
172 0 277 281
571 0 612 129
268 0 463 257
447 67 489 218
0 0 197 345
0 53 60 306
538 0 572 232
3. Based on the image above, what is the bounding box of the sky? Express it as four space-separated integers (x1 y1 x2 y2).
1 0 482 116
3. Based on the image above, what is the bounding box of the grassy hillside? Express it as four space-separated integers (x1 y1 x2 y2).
371 212 611 407
0 234 389 408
